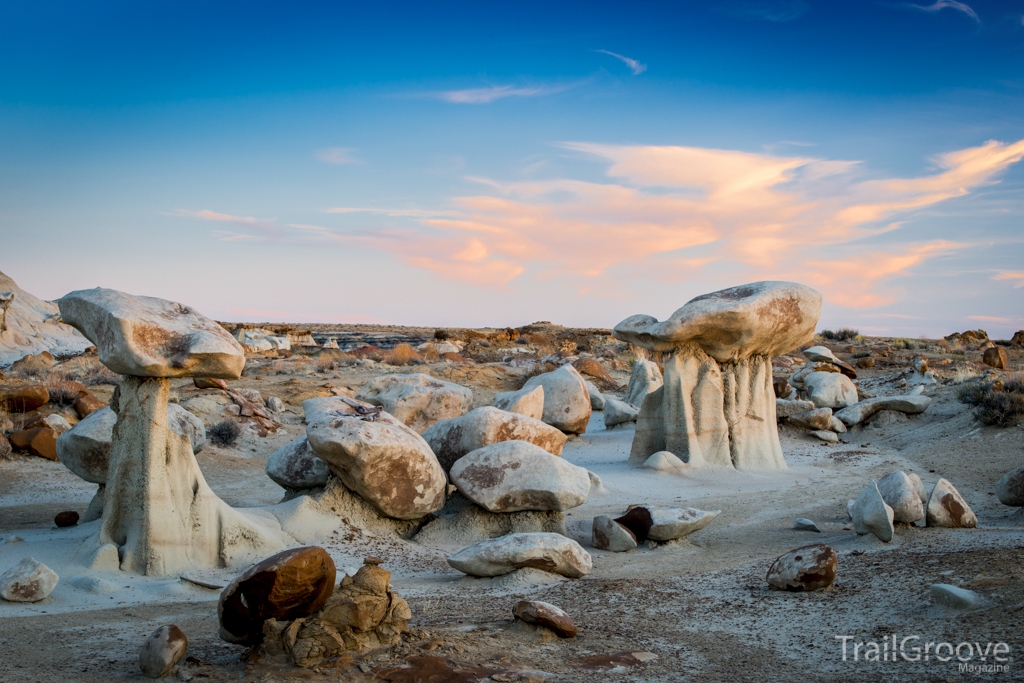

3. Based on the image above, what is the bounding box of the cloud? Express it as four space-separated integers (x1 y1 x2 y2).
967 315 1012 323
316 147 360 165
434 85 566 104
169 208 281 241
911 1 980 22
994 271 1024 288
596 50 647 75
186 138 1024 310
723 1 809 22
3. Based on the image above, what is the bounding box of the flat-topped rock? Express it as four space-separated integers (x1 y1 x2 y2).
304 397 446 519
56 405 206 484
423 406 567 472
58 288 244 378
265 437 329 490
354 373 472 433
449 440 590 513
834 395 931 427
613 281 822 361
447 532 592 578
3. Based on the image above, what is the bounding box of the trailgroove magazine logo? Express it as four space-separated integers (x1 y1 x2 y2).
836 635 1012 673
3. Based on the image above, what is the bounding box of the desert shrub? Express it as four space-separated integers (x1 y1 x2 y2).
383 343 420 366
316 355 337 373
66 357 120 386
523 332 552 346
209 420 241 446
433 329 450 341
821 327 860 341
959 379 1024 427
957 381 991 406
891 337 917 350
950 367 982 385
420 345 440 362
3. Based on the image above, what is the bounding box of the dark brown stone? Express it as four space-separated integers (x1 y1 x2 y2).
218 546 336 646
0 384 49 412
9 427 58 460
514 600 577 638
982 346 1008 370
74 393 108 418
773 377 791 398
54 510 80 527
1012 330 1024 346
193 377 229 390
614 506 654 543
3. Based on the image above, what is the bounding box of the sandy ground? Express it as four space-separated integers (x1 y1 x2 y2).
1 338 1022 683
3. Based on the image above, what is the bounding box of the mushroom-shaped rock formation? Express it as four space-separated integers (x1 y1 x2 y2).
614 281 822 469
57 288 288 575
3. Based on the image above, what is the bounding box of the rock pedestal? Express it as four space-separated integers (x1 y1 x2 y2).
616 282 821 470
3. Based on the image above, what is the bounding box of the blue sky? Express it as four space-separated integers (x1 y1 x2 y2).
2 1 1023 336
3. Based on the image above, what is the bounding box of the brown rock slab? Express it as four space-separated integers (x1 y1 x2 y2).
74 392 107 418
139 624 188 678
193 377 229 390
0 384 49 412
982 346 1008 369
9 427 58 460
766 544 837 591
218 546 337 646
514 600 577 637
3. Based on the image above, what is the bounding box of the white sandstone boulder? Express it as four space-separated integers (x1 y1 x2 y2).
850 481 895 542
834 395 931 427
422 406 567 472
775 398 816 417
304 397 447 519
646 507 720 541
642 451 689 473
624 359 663 408
996 466 1024 507
265 437 329 490
591 516 637 552
447 532 592 578
522 365 592 434
491 385 544 421
354 373 472 433
449 440 590 513
0 557 59 602
876 471 924 523
926 478 977 528
804 372 858 410
604 397 639 428
57 287 245 379
585 381 605 411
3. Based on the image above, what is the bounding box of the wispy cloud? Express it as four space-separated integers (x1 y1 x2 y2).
169 209 281 241
723 1 809 22
434 85 566 104
596 50 647 75
994 271 1024 288
316 147 360 165
183 138 1024 310
967 315 1012 323
911 1 980 22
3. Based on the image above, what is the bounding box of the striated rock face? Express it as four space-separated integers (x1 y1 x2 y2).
423 406 567 473
0 384 49 412
58 287 244 379
265 437 329 490
447 532 592 578
304 397 446 520
449 440 591 513
616 282 821 470
260 560 411 668
354 373 472 433
522 365 592 434
219 546 337 646
766 544 837 591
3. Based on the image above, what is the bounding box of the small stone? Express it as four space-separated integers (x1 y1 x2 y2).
54 510 80 527
810 430 838 443
513 600 577 638
926 479 977 528
41 414 72 434
74 393 107 418
793 518 821 532
829 416 846 433
766 544 837 591
907 472 927 503
139 624 188 678
787 407 833 430
266 396 285 413
9 426 58 460
591 515 637 552
491 385 545 421
850 481 895 542
522 365 592 434
265 437 329 490
0 557 59 602
996 466 1024 506
613 506 719 542
930 584 987 610
193 377 229 390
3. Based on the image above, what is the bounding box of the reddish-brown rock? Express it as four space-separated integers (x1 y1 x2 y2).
773 377 791 398
856 356 875 369
74 393 108 418
0 434 11 459
9 427 58 460
513 600 577 638
982 346 1008 370
0 384 49 412
194 377 229 390
572 357 619 391
218 546 337 646
766 544 837 591
54 510 80 527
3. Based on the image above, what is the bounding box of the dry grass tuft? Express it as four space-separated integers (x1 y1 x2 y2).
383 343 421 366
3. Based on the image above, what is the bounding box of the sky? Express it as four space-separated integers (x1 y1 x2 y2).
2 1 1023 337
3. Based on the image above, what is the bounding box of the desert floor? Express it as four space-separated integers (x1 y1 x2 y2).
1 328 1022 683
